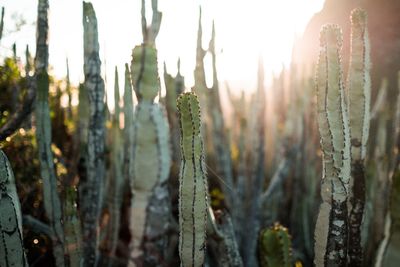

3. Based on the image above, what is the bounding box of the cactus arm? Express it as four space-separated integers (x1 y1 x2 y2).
0 150 28 267
149 0 162 45
34 1 66 266
314 24 350 267
177 92 208 267
82 2 106 266
346 9 371 265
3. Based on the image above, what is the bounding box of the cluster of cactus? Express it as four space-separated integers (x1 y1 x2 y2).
2 1 400 267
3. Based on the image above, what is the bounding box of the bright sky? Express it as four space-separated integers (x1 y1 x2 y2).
1 0 324 100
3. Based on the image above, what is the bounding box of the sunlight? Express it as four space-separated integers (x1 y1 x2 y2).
1 0 324 105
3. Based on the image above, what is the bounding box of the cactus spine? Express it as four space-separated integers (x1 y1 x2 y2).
0 150 27 267
346 8 370 266
258 223 292 267
314 25 351 267
82 2 106 266
177 92 208 267
34 1 65 266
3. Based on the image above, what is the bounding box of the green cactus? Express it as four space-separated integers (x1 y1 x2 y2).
123 63 134 186
0 7 4 42
34 1 65 266
105 67 124 261
130 45 159 102
164 60 185 164
346 8 371 265
314 24 351 267
378 72 400 267
177 92 209 267
82 2 106 266
128 44 171 266
0 149 27 267
207 208 243 267
63 186 83 267
258 223 292 267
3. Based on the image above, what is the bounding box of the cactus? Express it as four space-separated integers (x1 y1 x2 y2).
258 223 292 267
128 44 171 266
63 186 83 267
105 67 124 261
0 149 27 267
123 63 134 186
127 0 171 264
346 8 371 265
314 24 351 267
34 1 65 266
378 71 400 267
243 57 267 267
177 92 209 267
164 60 185 164
66 58 73 120
82 2 106 266
207 208 243 267
208 22 235 211
0 6 4 42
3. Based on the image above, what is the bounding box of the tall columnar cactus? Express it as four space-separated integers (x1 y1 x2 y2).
258 223 292 267
123 63 134 185
208 22 235 210
63 186 83 267
128 44 171 266
34 1 65 266
177 92 208 267
346 8 371 265
314 24 351 267
66 58 73 120
127 0 171 264
82 2 106 266
0 7 4 42
105 67 124 261
0 150 27 267
378 72 400 267
243 57 267 267
193 7 207 102
164 60 185 164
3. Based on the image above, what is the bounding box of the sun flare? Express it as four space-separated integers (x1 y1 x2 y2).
1 0 324 103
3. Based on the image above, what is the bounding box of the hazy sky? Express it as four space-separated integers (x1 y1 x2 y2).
1 0 324 99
